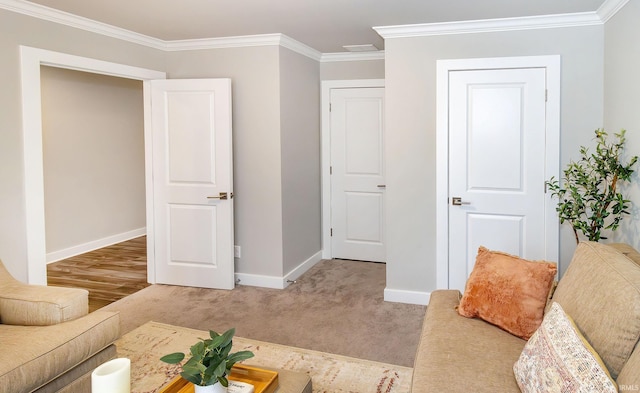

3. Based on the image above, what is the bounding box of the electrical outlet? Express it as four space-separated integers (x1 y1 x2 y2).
234 245 241 258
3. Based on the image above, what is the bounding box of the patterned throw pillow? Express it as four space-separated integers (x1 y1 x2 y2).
513 302 617 393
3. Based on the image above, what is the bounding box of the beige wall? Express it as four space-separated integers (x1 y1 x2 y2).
0 9 165 280
166 46 286 277
604 1 640 248
320 59 384 80
384 25 605 296
279 48 322 274
41 66 145 256
166 46 323 279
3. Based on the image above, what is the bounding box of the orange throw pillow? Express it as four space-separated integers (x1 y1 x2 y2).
458 246 558 340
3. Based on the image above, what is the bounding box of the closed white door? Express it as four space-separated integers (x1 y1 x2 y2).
330 87 386 262
448 68 547 290
149 79 234 289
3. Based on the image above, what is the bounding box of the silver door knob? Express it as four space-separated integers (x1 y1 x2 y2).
452 197 470 206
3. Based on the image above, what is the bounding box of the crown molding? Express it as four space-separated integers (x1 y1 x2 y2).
165 34 283 51
374 12 604 39
321 51 385 63
278 35 322 61
597 0 630 22
0 0 323 60
163 34 323 61
2 0 630 60
0 0 166 49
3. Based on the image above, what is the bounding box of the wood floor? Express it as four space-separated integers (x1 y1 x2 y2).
47 236 150 312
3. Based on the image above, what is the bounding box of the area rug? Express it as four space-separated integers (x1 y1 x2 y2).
116 321 413 393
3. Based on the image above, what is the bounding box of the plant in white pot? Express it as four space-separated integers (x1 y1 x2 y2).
546 129 638 244
160 327 254 393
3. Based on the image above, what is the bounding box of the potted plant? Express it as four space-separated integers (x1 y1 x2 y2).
160 327 254 393
546 129 638 244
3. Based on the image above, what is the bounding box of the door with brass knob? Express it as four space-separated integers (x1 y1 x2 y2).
149 78 234 290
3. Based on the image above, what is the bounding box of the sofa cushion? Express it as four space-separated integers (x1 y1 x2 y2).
550 241 640 379
514 303 617 392
616 342 640 388
412 290 525 393
0 310 120 393
458 246 557 339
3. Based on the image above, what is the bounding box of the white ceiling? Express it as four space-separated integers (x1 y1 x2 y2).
24 0 607 53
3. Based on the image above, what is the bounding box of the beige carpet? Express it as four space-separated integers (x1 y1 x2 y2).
116 321 413 393
103 259 426 367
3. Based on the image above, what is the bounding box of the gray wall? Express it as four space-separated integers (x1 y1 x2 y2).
166 46 323 280
166 46 286 277
0 9 165 280
604 1 640 248
279 47 322 274
320 59 384 80
41 66 145 256
383 25 605 295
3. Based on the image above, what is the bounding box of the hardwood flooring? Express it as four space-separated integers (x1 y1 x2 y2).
47 236 150 312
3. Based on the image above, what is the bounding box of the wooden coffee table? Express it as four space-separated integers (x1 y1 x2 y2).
160 366 311 393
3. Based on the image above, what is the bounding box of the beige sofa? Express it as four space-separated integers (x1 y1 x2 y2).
0 260 120 393
411 241 640 393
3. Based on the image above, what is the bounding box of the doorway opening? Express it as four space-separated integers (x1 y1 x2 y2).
19 46 165 285
39 65 148 310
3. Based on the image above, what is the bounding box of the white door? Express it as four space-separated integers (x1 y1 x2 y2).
448 68 547 291
330 87 386 262
149 79 234 289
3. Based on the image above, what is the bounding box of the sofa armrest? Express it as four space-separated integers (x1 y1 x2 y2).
0 282 88 326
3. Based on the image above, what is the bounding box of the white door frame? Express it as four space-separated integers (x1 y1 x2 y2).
435 55 561 289
320 79 385 259
19 46 165 284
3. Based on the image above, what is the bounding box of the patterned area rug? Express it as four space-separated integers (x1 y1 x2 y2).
116 321 413 393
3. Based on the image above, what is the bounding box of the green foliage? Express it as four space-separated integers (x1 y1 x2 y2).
546 129 638 243
160 328 255 387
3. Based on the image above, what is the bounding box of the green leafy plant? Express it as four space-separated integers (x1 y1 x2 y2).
160 328 254 387
546 129 638 244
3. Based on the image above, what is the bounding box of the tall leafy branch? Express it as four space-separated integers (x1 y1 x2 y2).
546 129 638 244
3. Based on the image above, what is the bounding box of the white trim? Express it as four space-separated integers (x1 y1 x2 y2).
321 51 385 63
1 0 629 59
0 0 165 49
165 34 322 61
0 1 322 60
235 251 323 289
597 0 630 22
374 12 603 39
384 288 430 305
320 79 385 260
435 55 561 290
20 45 166 284
46 228 146 264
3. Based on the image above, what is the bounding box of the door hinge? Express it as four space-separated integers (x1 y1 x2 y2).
544 181 548 193
545 89 548 102
330 228 333 236
329 103 332 112
330 166 332 175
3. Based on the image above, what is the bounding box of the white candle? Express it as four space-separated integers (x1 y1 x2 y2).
91 358 131 393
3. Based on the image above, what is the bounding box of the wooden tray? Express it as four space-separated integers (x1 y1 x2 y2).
160 364 279 393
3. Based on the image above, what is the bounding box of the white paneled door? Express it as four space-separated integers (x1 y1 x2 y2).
448 68 548 291
330 87 386 262
148 79 234 289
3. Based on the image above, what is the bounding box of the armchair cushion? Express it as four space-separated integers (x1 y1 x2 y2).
0 283 88 326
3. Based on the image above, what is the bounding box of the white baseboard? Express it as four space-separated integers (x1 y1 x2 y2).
283 251 322 286
384 288 431 305
46 228 146 264
235 251 323 289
